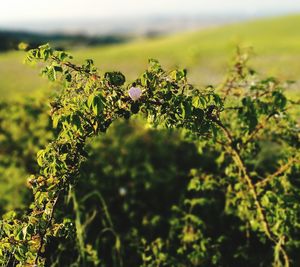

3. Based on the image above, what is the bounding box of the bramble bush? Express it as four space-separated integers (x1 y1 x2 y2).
0 44 299 267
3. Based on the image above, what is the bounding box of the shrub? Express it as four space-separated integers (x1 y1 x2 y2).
0 45 299 267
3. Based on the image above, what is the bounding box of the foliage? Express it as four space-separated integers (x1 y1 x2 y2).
0 44 299 267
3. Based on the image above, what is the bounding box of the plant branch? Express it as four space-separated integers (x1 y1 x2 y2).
242 112 277 147
256 157 299 188
213 119 273 238
213 117 290 266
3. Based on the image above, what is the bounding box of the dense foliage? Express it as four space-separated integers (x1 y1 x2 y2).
0 44 299 267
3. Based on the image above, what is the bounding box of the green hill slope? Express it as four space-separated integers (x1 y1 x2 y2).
1 14 300 99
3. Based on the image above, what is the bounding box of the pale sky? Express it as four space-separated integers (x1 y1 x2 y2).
1 0 300 23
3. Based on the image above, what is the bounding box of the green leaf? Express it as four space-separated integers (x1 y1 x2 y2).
170 69 186 81
181 101 191 119
2 211 17 220
52 115 60 128
131 102 140 114
88 94 105 116
37 150 45 167
193 108 204 123
71 114 81 130
192 96 200 108
47 66 56 81
87 94 95 108
273 91 287 110
105 71 125 86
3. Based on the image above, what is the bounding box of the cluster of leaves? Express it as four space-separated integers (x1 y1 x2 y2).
0 44 299 266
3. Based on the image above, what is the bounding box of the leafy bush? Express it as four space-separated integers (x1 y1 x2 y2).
0 44 299 267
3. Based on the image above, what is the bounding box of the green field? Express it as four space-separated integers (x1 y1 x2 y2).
1 14 300 99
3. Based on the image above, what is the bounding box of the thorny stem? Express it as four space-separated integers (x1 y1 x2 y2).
213 117 290 266
52 56 100 79
242 112 277 148
256 157 299 188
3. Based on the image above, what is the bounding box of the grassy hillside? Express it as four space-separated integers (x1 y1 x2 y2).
1 14 300 100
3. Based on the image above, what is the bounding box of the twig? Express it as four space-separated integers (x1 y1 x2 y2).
243 112 277 147
213 119 273 236
256 157 299 188
213 118 290 266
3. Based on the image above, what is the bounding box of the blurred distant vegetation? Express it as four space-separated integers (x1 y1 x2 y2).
0 14 300 100
0 30 130 52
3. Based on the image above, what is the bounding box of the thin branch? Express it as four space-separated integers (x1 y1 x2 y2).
213 118 291 266
213 120 279 237
52 56 100 79
256 157 299 188
243 112 277 147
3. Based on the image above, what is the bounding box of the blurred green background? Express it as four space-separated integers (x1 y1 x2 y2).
0 14 300 99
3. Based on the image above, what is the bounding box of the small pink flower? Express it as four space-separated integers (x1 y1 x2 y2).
128 87 142 101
